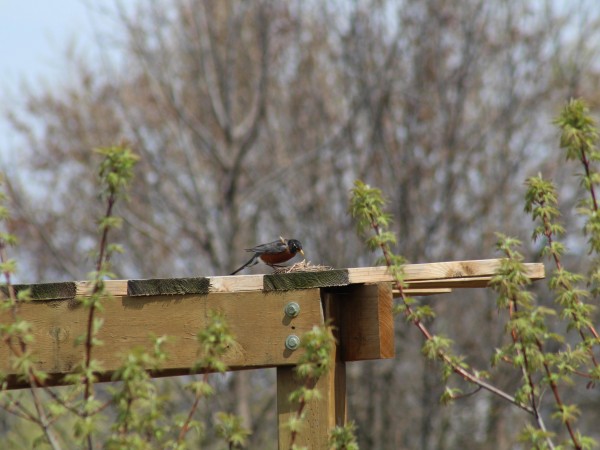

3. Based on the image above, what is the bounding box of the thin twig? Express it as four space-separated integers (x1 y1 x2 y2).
82 191 117 450
448 386 482 401
0 396 41 423
177 372 209 443
580 147 599 212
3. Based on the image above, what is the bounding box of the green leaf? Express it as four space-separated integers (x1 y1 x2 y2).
329 422 359 450
215 412 251 448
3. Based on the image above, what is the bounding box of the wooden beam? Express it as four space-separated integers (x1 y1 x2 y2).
277 288 346 449
0 289 324 388
67 259 545 298
324 283 395 361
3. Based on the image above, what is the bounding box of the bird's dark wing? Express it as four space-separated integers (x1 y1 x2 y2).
245 240 288 254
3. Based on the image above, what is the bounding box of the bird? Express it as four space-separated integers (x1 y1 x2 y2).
230 238 305 275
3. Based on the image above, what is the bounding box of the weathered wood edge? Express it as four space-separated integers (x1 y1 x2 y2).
127 277 210 296
263 270 350 291
1 282 77 301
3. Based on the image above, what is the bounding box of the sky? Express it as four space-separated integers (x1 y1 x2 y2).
0 0 122 160
0 0 96 87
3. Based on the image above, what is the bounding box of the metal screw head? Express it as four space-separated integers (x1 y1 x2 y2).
285 335 301 351
284 302 300 318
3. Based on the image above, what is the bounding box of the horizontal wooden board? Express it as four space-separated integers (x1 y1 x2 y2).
0 289 324 388
347 260 544 284
69 260 545 298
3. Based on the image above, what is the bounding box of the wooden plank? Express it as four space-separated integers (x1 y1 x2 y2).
347 261 544 284
277 291 346 449
401 288 453 296
0 289 324 388
325 283 395 361
65 259 545 298
407 277 494 289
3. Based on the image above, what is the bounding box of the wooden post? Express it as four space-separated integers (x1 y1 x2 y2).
277 289 346 450
334 283 395 361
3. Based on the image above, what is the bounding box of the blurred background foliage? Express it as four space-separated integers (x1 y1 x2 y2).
3 1 600 448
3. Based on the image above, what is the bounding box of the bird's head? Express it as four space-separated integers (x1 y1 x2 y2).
287 239 304 257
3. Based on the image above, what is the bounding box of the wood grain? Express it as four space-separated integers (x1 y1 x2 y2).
264 270 349 291
0 289 324 388
1 282 76 300
325 283 395 361
127 277 210 296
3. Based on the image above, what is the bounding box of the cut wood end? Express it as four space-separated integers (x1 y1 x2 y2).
272 260 334 274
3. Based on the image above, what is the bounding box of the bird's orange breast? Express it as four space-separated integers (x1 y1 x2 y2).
259 249 294 265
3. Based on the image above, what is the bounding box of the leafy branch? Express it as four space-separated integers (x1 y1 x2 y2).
74 145 138 449
525 175 600 376
491 235 571 450
349 180 533 413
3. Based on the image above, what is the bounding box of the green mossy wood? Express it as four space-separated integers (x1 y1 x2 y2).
263 270 350 291
127 277 211 296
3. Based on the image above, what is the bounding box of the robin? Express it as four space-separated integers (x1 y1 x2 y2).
230 238 305 275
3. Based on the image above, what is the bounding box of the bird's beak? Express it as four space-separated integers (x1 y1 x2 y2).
299 249 305 257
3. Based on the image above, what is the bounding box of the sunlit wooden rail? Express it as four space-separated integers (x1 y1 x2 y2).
0 259 544 449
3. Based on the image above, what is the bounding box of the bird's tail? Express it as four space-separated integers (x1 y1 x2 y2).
230 254 259 275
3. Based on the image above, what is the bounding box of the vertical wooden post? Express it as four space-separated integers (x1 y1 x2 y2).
277 290 346 449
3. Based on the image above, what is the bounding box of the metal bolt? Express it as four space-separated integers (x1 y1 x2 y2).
284 302 300 318
285 334 301 351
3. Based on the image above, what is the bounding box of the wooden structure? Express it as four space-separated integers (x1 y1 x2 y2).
0 259 544 449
